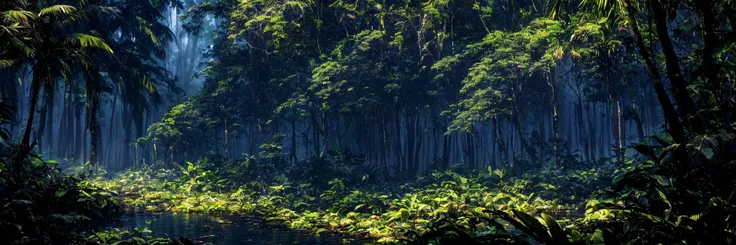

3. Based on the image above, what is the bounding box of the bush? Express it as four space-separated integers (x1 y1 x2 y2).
0 144 121 244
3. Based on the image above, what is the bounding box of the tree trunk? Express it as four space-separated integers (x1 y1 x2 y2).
86 74 101 166
122 107 132 167
312 113 320 156
75 94 84 161
224 117 230 158
65 90 74 158
381 113 389 176
291 111 297 164
510 81 530 156
406 112 415 177
16 69 42 168
394 112 404 176
508 0 515 30
648 0 698 126
586 103 596 161
135 114 144 168
575 88 589 161
493 118 506 167
105 93 118 161
615 99 624 163
466 128 475 169
442 123 450 169
46 89 55 156
550 77 559 159
57 89 68 157
413 114 422 177
37 90 47 154
693 0 719 90
622 0 685 143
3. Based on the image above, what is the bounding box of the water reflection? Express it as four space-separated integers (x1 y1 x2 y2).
111 213 364 245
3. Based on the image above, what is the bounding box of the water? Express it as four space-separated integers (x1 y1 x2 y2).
110 213 365 245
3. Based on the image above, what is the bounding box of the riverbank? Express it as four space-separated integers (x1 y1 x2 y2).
90 160 611 244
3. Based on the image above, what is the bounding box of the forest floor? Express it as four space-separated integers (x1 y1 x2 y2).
7 149 731 244
88 160 613 244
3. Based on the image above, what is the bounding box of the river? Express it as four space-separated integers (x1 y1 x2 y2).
109 213 366 245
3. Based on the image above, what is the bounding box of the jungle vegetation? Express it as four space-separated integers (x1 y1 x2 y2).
1 0 736 244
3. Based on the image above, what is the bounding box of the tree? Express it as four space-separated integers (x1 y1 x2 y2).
90 0 181 166
559 0 688 142
4 1 114 168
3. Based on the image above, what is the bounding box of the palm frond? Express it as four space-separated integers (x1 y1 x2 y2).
137 17 161 47
11 37 34 57
579 0 624 20
68 34 113 53
549 0 564 19
0 23 23 35
57 6 119 29
39 5 77 17
1 10 35 24
150 22 176 43
0 59 18 68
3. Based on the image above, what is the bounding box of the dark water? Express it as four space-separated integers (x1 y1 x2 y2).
111 213 365 245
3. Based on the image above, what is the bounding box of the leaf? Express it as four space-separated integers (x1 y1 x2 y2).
657 190 672 220
632 143 659 162
70 34 113 53
689 135 716 159
12 199 32 205
541 213 567 243
2 10 36 23
570 229 582 241
591 229 604 243
513 210 552 243
39 5 77 16
55 190 68 197
686 133 733 160
653 175 671 187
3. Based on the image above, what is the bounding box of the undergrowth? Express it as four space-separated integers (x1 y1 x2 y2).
89 151 617 244
1 144 197 245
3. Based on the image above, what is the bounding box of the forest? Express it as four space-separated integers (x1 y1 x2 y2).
1 0 735 244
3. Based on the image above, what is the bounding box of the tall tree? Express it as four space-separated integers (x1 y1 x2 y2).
3 1 114 167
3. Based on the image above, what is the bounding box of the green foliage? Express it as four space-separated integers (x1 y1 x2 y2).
440 18 567 132
90 153 616 243
590 130 736 244
84 227 196 245
92 126 736 244
0 144 121 244
4 0 735 244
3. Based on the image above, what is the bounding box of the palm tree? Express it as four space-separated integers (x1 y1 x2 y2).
91 0 180 166
5 1 114 167
1 4 33 139
0 12 31 68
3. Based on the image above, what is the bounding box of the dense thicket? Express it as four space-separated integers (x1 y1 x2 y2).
130 0 733 179
5 0 733 178
2 0 736 244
